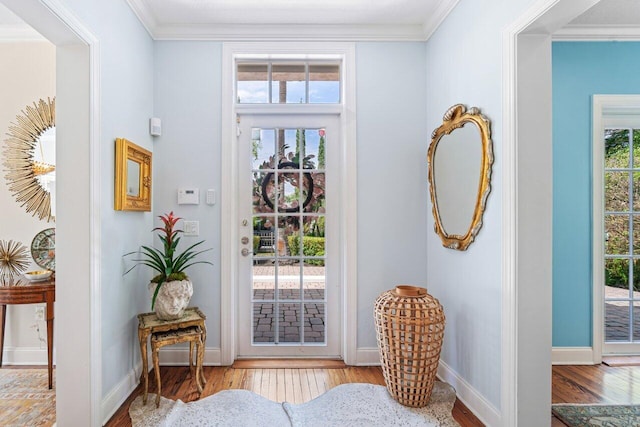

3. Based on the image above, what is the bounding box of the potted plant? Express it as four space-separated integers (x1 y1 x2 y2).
125 211 212 320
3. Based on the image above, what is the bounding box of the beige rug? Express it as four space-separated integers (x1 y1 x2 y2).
130 382 460 426
0 368 56 426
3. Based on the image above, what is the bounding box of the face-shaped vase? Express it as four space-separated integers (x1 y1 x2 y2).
149 279 193 320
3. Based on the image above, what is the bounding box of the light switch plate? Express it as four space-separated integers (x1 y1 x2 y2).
183 220 199 236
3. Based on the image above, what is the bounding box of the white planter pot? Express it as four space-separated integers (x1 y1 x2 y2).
148 279 193 320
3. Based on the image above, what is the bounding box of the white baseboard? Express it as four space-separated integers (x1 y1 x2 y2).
158 347 222 365
552 347 595 365
437 360 500 427
1 346 50 365
101 362 141 425
354 347 380 365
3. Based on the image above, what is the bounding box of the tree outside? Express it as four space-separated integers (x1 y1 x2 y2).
604 128 640 291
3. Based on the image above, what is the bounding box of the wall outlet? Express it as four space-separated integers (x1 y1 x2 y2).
35 306 45 321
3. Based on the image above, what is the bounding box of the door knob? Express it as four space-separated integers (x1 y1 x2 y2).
241 248 253 257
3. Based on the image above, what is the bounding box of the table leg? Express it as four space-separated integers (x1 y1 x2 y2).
0 304 5 367
153 341 162 408
200 323 207 384
138 329 149 405
195 337 203 395
45 298 54 389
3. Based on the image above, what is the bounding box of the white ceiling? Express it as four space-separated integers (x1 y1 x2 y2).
556 0 640 39
1 0 640 41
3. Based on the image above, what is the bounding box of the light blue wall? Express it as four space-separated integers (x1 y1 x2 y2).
355 42 428 346
153 41 222 346
552 41 640 347
425 0 539 412
151 41 429 350
61 0 156 398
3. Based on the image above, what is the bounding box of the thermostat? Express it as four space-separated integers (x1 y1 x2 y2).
178 188 199 205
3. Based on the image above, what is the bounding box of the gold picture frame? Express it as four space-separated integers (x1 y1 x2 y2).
114 138 152 211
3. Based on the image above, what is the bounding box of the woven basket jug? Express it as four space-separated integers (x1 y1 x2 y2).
374 285 445 407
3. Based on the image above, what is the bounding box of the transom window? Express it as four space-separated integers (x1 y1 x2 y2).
236 61 340 104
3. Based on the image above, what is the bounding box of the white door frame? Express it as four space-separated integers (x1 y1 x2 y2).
502 0 599 425
220 42 357 365
2 0 102 425
593 95 640 358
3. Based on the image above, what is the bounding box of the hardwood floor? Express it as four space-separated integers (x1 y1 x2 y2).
552 364 640 426
105 365 484 426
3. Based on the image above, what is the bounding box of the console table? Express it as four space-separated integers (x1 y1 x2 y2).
137 307 207 405
0 275 55 389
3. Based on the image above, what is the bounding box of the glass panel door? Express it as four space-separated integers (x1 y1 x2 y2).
238 114 340 357
603 128 640 354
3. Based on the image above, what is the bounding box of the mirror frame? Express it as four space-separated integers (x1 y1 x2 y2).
114 138 152 211
2 97 56 222
427 104 493 251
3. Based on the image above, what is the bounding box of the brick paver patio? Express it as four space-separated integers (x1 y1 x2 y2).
251 265 326 344
605 285 640 341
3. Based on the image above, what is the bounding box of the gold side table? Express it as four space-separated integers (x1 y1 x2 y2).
137 307 207 405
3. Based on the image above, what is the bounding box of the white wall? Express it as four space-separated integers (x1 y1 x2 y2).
0 41 55 364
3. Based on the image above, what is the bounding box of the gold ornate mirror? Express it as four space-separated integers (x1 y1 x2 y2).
2 98 56 222
427 104 493 251
114 138 152 211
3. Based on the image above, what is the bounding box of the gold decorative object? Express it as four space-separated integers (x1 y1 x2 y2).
0 240 30 278
2 98 56 222
114 138 152 211
427 104 493 251
374 285 445 408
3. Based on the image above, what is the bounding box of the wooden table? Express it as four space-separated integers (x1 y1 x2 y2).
137 307 207 405
0 275 55 389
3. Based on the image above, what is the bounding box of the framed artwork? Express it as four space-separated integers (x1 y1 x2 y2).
114 138 152 211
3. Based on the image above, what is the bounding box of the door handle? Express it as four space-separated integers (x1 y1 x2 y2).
241 248 253 257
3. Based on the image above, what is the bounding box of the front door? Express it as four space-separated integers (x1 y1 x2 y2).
237 113 341 358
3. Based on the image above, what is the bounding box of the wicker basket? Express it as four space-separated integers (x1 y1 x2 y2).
374 285 445 407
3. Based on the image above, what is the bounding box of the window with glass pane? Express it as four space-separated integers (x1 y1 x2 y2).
237 63 269 104
236 60 340 105
604 127 640 343
309 64 340 103
251 127 327 345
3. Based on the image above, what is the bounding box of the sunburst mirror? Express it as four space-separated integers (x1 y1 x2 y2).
2 97 56 222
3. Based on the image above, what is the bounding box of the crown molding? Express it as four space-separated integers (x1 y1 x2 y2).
554 25 640 40
125 0 460 41
422 0 460 40
152 23 428 41
125 0 157 39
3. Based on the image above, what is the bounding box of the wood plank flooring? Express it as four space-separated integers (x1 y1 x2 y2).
105 365 484 426
552 364 640 426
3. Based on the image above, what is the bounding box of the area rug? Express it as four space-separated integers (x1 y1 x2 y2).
552 403 640 427
129 382 460 426
0 368 56 426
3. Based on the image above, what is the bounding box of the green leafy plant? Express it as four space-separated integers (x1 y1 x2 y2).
125 211 212 308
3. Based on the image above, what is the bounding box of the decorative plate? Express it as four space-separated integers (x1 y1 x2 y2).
31 228 55 271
